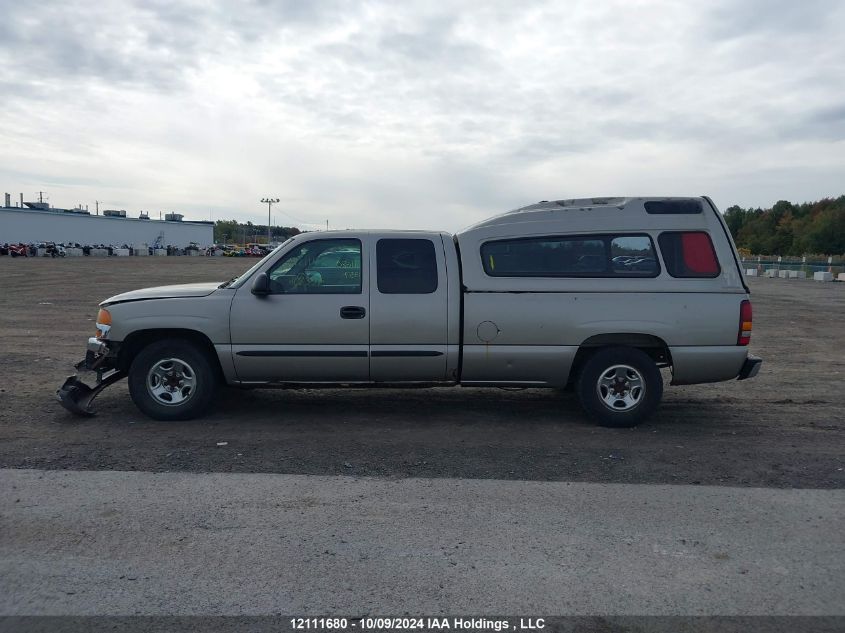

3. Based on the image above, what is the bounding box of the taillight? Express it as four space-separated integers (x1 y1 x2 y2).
738 300 752 346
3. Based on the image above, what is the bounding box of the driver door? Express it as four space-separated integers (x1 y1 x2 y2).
229 236 370 382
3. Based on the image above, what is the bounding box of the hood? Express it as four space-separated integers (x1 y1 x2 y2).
101 282 222 305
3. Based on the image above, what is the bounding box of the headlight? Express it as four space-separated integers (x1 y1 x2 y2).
96 308 112 338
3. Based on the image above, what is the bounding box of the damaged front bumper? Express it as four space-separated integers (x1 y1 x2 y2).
56 338 126 416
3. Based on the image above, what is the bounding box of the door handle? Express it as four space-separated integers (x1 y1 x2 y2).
340 306 366 319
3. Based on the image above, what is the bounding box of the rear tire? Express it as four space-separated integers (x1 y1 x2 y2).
576 346 663 427
128 338 217 421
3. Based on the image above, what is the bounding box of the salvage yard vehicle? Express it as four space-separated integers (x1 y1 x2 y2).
58 196 761 427
8 243 28 257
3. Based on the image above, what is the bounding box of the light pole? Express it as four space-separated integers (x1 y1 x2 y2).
261 197 280 245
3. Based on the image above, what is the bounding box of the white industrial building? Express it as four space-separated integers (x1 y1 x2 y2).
0 205 214 247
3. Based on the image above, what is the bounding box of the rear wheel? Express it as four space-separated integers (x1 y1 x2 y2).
128 339 217 421
576 346 663 427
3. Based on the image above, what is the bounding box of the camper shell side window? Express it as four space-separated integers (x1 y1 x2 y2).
480 234 660 278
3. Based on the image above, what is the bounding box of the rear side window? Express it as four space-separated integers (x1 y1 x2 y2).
481 234 659 278
377 238 438 294
658 232 720 278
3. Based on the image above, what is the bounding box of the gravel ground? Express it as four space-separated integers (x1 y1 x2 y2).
0 257 842 488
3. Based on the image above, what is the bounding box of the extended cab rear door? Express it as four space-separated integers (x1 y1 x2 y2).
368 233 449 381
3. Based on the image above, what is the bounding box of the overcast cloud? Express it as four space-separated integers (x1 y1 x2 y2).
1 0 843 230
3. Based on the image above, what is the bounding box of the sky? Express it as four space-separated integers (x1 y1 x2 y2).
1 0 844 231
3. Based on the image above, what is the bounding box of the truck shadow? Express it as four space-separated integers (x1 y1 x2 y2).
212 384 723 429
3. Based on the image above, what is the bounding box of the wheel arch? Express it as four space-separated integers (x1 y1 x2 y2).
567 333 671 387
117 328 224 381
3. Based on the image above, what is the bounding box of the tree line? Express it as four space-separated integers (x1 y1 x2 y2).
213 219 301 245
723 196 845 256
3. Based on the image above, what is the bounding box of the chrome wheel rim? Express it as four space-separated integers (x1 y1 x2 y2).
596 364 645 412
146 357 196 406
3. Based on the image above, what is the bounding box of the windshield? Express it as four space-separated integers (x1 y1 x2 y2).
219 239 291 288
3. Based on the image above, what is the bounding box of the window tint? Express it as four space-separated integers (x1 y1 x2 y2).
658 232 720 278
377 239 438 294
481 234 659 278
644 199 702 214
268 239 361 293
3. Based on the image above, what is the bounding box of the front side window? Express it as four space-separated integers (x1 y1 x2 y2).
658 231 720 278
481 234 659 278
377 238 438 294
268 239 361 293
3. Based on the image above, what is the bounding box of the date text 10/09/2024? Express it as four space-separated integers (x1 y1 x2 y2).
290 619 546 631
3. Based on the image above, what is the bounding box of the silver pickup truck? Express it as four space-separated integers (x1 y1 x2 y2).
58 196 761 427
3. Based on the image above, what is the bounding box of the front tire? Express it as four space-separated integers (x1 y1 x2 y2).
576 346 663 427
128 339 217 421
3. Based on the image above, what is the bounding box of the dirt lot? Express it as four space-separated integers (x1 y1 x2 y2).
0 256 842 488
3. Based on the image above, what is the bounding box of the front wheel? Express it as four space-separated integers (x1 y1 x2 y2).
576 346 663 427
128 339 217 421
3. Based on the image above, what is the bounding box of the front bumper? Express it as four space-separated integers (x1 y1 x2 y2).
56 339 124 416
737 354 762 380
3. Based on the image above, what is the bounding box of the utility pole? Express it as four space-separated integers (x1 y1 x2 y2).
261 197 279 245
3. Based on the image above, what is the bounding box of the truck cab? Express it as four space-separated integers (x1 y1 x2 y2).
229 232 460 384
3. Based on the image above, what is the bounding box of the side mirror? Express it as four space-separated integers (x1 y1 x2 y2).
251 272 271 296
